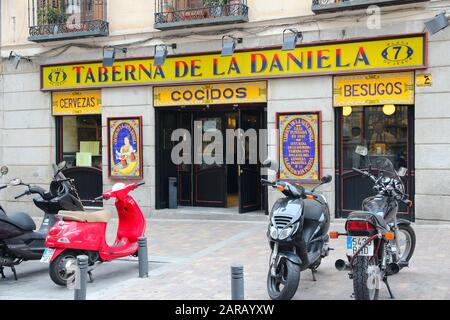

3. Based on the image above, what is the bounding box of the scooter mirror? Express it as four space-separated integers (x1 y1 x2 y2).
9 178 22 186
262 158 279 172
321 175 332 184
0 166 8 176
57 161 67 172
355 145 368 156
398 167 407 177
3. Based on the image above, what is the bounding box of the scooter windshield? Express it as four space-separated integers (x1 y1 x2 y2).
371 157 397 179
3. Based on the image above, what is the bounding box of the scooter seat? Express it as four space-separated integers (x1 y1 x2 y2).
7 212 36 231
57 210 112 223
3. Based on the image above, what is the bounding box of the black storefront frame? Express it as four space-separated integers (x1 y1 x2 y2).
55 116 104 207
155 104 268 213
334 106 416 221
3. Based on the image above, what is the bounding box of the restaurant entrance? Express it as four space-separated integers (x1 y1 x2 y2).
155 104 267 213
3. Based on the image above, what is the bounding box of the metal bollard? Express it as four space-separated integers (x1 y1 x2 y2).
74 255 88 300
138 237 148 278
231 264 244 300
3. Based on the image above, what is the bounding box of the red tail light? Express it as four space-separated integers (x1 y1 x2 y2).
48 227 61 236
346 221 375 231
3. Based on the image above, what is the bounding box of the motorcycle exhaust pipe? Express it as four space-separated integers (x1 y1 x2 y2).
335 259 351 271
386 263 400 275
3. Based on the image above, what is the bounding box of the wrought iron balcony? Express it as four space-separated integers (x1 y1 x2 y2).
312 0 429 13
154 0 248 30
28 0 109 42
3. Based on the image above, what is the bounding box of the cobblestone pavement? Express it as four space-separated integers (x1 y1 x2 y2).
92 211 450 300
2 210 449 300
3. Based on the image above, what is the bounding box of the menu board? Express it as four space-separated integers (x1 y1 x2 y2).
278 112 321 182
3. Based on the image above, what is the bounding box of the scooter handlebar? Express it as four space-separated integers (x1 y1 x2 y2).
135 182 145 188
15 191 30 200
261 178 276 186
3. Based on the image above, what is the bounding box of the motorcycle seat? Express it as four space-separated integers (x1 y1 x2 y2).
57 210 112 223
7 212 36 231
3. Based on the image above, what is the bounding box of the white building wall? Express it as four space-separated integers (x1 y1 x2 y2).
0 62 54 216
267 76 335 218
0 1 449 220
414 27 450 221
101 86 155 218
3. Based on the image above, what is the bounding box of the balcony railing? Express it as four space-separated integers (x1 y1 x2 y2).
28 0 109 42
312 0 429 13
154 0 248 30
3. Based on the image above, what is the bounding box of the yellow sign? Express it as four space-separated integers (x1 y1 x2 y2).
154 81 267 107
41 34 427 91
52 90 102 115
416 73 432 86
333 72 415 107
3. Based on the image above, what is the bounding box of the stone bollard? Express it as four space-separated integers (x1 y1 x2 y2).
231 264 244 300
74 255 88 300
138 237 149 278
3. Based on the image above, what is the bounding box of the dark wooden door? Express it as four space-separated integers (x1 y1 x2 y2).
193 113 227 207
156 111 179 209
238 110 261 213
177 113 193 206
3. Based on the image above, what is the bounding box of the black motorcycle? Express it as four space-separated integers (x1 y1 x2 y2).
0 162 84 280
261 159 333 300
332 146 416 300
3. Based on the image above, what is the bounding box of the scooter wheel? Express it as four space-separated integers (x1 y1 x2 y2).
267 259 300 300
49 250 79 286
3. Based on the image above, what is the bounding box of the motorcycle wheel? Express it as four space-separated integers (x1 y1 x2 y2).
267 259 300 300
49 250 79 286
397 224 416 265
352 256 380 300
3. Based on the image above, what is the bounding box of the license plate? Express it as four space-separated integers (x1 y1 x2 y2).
40 248 56 263
347 236 374 257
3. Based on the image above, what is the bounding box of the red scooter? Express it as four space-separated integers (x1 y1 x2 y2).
42 182 146 286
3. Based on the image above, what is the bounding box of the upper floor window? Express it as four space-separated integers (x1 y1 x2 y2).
28 0 109 42
154 0 249 30
312 0 429 14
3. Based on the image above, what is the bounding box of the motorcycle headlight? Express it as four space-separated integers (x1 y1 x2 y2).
278 226 294 240
278 222 300 240
269 226 278 239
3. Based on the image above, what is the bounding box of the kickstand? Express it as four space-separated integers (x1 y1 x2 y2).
311 269 317 282
88 271 94 283
0 267 5 279
383 277 395 299
11 266 18 281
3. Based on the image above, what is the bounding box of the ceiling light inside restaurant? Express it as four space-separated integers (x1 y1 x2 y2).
282 29 303 51
342 106 353 117
221 36 243 56
383 104 396 116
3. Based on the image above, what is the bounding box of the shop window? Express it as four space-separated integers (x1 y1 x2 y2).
342 105 408 171
61 115 102 169
338 105 414 219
